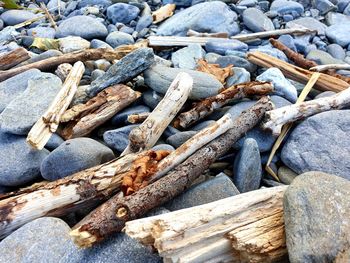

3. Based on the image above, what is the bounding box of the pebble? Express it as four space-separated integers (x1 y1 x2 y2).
242 8 274 32
215 55 257 73
278 34 297 52
151 144 175 152
166 131 197 148
107 3 140 24
77 0 111 9
27 27 56 39
103 125 138 152
270 0 304 16
277 166 297 184
41 138 115 181
142 90 163 109
171 44 205 69
0 73 62 135
0 26 18 43
0 132 49 186
225 67 251 86
0 10 38 26
326 23 350 47
136 15 153 32
233 138 262 193
90 39 113 49
306 49 344 65
45 133 65 150
157 1 239 36
191 120 216 131
56 15 108 40
165 173 240 211
281 110 350 180
105 31 135 48
144 64 223 100
327 43 346 60
284 172 350 262
325 11 350 25
111 105 150 126
59 36 90 53
314 90 336 99
205 39 248 55
313 0 336 14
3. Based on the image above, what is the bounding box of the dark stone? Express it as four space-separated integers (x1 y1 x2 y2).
103 125 138 152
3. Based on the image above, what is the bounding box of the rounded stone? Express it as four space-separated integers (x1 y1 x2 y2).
106 3 140 24
105 31 134 48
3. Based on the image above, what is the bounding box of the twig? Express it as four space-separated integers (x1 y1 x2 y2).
40 3 58 30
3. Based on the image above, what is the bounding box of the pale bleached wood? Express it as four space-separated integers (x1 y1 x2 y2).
0 47 30 70
187 29 229 38
152 4 176 24
124 186 287 263
121 72 193 155
27 61 85 149
247 51 349 93
263 86 350 136
310 64 350 72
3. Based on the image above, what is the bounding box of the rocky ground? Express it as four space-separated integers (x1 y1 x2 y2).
0 0 349 262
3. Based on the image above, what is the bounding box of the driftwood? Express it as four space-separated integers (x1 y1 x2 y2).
40 3 58 30
122 73 193 155
127 112 150 124
247 51 349 92
27 61 85 149
187 29 229 38
174 81 273 129
124 186 287 263
270 39 350 84
0 47 30 70
148 28 314 47
196 59 233 84
0 151 159 238
0 47 138 82
61 85 140 139
152 4 176 24
310 64 350 72
69 97 273 248
263 86 350 136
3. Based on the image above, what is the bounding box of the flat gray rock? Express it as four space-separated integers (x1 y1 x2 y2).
284 171 350 262
286 17 327 35
0 69 42 112
0 132 49 186
242 8 274 32
144 64 223 100
157 1 239 36
0 73 62 135
281 110 350 180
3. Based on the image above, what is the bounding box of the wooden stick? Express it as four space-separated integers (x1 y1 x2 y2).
310 64 350 72
263 86 350 136
152 4 176 24
61 85 141 139
247 51 349 92
174 81 273 129
0 48 134 82
13 15 47 29
0 47 30 70
69 97 273 248
124 186 287 263
187 29 228 38
26 61 85 150
0 151 154 239
122 72 193 155
127 112 150 124
40 3 58 30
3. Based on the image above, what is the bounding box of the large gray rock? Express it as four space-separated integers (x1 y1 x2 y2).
41 138 115 181
286 17 327 35
56 15 108 39
144 64 223 100
281 110 350 180
326 23 350 47
0 10 38 26
306 49 344 65
242 8 274 32
87 48 154 97
284 172 350 263
0 132 49 186
0 69 42 112
157 1 239 37
0 217 76 263
0 73 62 135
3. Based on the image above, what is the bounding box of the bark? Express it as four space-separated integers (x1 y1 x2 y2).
0 48 135 82
122 72 193 155
187 29 229 38
26 61 85 150
152 4 176 24
247 51 349 92
174 81 273 129
61 84 140 139
127 112 150 124
124 186 287 263
0 151 153 239
263 86 350 136
69 97 273 248
0 47 30 70
310 64 350 72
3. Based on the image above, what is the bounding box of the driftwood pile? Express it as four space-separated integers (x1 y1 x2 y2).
0 30 350 263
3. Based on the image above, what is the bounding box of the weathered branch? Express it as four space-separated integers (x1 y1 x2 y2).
127 112 150 124
310 64 350 72
247 51 349 92
124 186 287 263
61 85 140 139
0 47 30 70
122 72 193 155
26 61 85 149
174 81 273 129
187 29 228 38
263 87 350 135
152 4 176 24
69 97 273 248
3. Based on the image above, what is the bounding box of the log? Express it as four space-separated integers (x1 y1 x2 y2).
127 112 150 124
0 47 137 82
148 28 314 47
124 186 288 263
310 64 350 72
152 4 176 24
69 97 273 248
61 84 141 139
174 81 273 129
0 151 156 238
0 47 30 70
247 51 349 92
263 86 350 136
26 61 85 150
122 72 193 155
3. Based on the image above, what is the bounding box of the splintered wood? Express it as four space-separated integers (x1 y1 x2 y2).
60 84 140 139
152 4 176 24
124 186 288 263
196 59 233 84
27 61 85 149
